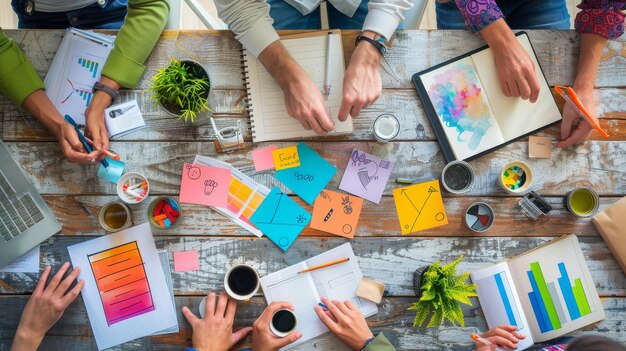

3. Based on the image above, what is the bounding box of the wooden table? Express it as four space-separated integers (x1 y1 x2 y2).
0 30 624 350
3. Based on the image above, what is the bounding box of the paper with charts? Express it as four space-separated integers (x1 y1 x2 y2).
339 149 393 204
179 163 231 208
471 235 605 348
392 179 448 234
260 243 377 350
250 187 311 251
275 142 337 205
311 190 363 238
194 155 270 237
67 223 177 350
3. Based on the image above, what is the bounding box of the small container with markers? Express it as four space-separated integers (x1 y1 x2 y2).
117 172 150 204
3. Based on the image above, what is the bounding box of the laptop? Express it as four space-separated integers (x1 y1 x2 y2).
0 140 61 269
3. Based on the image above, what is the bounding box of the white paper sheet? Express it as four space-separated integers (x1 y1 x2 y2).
260 243 377 350
0 246 39 273
105 100 146 139
67 223 178 350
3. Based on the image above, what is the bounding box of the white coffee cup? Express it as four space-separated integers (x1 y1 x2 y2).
224 264 260 301
270 309 297 337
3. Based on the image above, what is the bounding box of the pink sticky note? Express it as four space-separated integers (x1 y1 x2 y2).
173 251 199 272
252 145 278 171
180 163 231 207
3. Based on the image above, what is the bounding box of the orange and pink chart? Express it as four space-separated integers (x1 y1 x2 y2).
88 241 154 325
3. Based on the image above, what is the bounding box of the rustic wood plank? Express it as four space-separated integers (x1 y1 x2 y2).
3 87 625 142
4 141 624 196
1 296 625 350
39 195 621 238
1 237 622 296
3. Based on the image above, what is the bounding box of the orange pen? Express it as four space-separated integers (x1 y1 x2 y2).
84 136 121 160
554 85 609 138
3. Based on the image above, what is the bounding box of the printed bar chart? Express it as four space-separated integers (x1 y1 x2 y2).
474 270 523 330
78 57 99 79
89 241 155 326
494 272 517 326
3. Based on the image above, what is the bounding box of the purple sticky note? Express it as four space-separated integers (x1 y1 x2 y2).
339 149 393 204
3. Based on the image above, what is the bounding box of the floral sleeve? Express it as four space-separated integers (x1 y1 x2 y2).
454 0 504 32
575 0 626 39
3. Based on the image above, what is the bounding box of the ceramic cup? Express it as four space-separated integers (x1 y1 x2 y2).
224 264 260 301
270 309 297 337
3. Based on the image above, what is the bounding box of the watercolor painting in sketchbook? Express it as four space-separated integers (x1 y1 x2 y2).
420 57 505 160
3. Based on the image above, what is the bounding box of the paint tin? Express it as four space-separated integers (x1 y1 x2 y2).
499 161 533 194
564 187 599 217
441 160 474 194
117 172 150 204
98 201 132 232
147 197 181 229
373 114 400 142
464 202 494 233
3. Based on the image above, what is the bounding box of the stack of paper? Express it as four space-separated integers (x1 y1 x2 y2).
44 28 115 127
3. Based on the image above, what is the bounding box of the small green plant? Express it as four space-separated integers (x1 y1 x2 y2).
150 58 211 123
408 255 478 328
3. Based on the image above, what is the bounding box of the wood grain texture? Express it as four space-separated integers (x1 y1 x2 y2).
4 141 625 196
0 237 623 296
0 296 625 350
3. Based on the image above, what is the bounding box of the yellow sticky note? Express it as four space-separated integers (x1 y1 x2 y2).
272 146 300 170
392 179 448 234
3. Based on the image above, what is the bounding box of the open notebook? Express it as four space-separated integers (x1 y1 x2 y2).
243 30 353 142
471 235 605 350
413 32 562 162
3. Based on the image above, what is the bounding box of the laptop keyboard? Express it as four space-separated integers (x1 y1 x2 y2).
0 171 44 241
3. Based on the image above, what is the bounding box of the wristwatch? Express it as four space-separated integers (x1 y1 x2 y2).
355 33 387 56
93 81 119 103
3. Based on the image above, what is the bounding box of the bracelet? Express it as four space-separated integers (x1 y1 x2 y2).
93 81 119 104
361 335 376 350
355 34 387 56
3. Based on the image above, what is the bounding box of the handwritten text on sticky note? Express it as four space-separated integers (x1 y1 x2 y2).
272 146 300 170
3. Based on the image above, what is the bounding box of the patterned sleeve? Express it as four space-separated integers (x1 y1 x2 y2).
575 0 626 39
455 0 504 32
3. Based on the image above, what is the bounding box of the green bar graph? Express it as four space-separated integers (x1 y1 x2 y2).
530 262 562 329
573 279 591 316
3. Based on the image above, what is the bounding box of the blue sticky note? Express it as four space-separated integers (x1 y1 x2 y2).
97 157 125 184
250 187 311 251
275 143 336 205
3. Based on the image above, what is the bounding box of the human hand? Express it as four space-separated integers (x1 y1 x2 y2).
557 86 597 148
281 69 335 134
314 298 374 351
12 263 84 351
182 292 252 351
482 19 540 102
475 325 526 350
252 302 302 351
55 122 102 164
339 35 382 121
84 92 110 159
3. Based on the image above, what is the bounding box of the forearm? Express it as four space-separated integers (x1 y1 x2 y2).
479 18 516 49
21 90 65 136
0 29 45 107
11 326 44 351
573 33 607 92
258 41 303 89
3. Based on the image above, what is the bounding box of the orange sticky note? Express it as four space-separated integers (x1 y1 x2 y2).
392 179 448 235
311 190 363 238
272 146 300 170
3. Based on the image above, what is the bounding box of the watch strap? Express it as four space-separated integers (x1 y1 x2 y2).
355 35 387 56
93 81 119 103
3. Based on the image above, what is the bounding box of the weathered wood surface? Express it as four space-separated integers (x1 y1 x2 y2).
1 237 623 296
1 296 624 350
5 141 625 196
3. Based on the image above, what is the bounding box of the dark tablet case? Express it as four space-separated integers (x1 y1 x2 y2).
411 31 562 163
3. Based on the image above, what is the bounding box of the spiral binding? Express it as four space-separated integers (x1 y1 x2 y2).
241 50 256 141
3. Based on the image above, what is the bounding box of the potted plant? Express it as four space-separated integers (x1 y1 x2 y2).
150 58 211 123
408 255 478 328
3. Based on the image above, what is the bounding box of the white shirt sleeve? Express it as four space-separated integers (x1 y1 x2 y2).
214 0 280 58
363 0 414 40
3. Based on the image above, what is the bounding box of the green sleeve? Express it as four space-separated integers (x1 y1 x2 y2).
363 333 396 351
101 0 169 88
0 28 45 107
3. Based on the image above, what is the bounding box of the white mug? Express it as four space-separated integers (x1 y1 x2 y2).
224 264 260 301
270 309 297 337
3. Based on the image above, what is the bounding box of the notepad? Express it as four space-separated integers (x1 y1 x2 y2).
242 30 353 142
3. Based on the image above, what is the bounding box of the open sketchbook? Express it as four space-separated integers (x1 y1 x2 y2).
471 235 605 350
243 30 353 142
260 243 377 350
413 32 561 162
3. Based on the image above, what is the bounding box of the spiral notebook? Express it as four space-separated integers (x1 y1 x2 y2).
242 30 353 142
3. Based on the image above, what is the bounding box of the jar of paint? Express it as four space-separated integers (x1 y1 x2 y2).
98 201 132 232
441 160 475 194
117 172 150 204
373 114 400 142
147 197 181 229
564 187 599 217
498 161 533 194
464 202 495 233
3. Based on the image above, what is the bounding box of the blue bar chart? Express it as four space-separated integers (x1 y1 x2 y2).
78 57 99 79
474 270 523 330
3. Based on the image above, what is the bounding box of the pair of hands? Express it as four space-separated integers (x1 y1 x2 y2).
475 325 526 350
183 294 374 351
12 263 84 351
484 19 598 148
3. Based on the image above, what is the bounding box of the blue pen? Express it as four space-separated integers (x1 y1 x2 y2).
64 115 109 169
318 302 328 310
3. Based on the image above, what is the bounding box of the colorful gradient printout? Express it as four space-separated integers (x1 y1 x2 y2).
89 241 154 326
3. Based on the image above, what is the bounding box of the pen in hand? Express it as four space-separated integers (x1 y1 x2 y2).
64 115 110 169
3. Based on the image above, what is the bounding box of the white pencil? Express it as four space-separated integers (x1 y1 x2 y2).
323 31 332 97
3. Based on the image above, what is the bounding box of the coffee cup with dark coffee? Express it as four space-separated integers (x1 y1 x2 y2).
224 264 260 301
270 309 297 337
